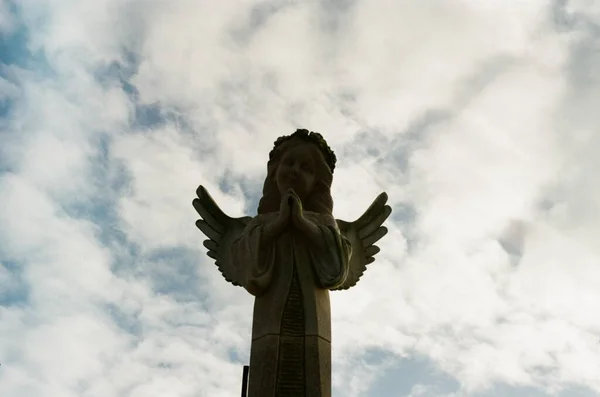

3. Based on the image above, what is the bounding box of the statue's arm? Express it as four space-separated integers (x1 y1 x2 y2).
259 214 288 246
293 216 325 248
257 191 292 246
231 214 282 297
303 213 352 289
288 194 332 250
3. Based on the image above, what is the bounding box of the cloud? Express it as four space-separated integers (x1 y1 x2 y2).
1 0 600 396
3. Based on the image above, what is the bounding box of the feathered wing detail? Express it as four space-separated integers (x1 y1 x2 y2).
333 192 392 291
192 185 251 286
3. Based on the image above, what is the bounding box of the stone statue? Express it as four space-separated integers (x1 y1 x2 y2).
193 129 391 397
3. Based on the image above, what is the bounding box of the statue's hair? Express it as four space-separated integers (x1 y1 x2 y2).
257 129 335 215
269 129 337 172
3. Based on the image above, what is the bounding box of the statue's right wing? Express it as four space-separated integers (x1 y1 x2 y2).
333 192 392 290
192 185 251 286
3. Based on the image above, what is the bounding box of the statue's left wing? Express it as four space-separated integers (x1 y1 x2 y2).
192 185 251 286
333 192 392 291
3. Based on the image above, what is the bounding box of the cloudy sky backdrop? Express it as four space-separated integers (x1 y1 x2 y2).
1 0 600 396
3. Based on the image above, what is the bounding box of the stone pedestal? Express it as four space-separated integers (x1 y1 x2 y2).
247 335 331 397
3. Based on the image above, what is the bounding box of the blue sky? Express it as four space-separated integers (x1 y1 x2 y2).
1 1 600 396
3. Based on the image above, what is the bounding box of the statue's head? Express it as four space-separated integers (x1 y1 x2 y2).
257 129 337 215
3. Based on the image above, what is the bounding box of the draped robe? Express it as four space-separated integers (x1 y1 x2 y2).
231 211 352 397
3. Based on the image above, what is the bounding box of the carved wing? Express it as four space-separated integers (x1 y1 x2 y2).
333 192 392 290
192 185 251 286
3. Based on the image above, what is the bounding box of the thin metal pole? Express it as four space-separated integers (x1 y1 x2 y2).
241 365 249 397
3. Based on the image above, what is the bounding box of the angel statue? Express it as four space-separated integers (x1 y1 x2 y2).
193 129 391 397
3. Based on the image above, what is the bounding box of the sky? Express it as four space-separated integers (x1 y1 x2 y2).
0 0 599 396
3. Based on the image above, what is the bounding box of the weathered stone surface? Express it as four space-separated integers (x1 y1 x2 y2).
193 129 392 396
305 336 331 397
248 335 279 396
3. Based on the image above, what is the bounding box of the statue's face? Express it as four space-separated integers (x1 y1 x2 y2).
275 143 317 201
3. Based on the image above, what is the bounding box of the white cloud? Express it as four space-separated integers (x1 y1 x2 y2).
1 0 600 396
0 0 17 34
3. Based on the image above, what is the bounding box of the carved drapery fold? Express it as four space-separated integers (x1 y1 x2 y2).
231 212 351 397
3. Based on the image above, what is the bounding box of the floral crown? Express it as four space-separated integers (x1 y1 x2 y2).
269 129 337 173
